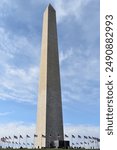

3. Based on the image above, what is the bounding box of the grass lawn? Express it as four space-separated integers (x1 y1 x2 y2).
0 148 100 150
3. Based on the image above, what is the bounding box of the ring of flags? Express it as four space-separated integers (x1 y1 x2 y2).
64 134 100 149
0 133 100 149
0 134 38 148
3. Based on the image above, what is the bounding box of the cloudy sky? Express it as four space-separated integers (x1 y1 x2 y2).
0 0 100 145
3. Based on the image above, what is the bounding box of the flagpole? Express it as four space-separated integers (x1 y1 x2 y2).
89 140 91 149
49 134 51 148
9 137 11 148
96 140 98 149
97 141 99 149
33 136 35 149
94 139 96 148
26 135 27 148
41 135 42 148
12 136 14 149
77 136 79 148
7 141 9 148
7 137 9 148
87 137 89 149
19 135 20 148
93 140 94 149
83 136 85 149
71 135 72 148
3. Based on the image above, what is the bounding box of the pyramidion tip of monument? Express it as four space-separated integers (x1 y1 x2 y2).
48 3 55 11
44 4 55 16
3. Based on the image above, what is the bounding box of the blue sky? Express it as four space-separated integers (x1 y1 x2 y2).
0 0 100 141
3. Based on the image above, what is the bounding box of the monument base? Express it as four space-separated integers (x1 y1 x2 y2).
52 140 70 149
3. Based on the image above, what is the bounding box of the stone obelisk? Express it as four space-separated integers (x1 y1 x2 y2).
35 4 64 148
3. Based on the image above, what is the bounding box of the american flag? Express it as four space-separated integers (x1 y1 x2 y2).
72 135 75 138
84 136 87 139
14 135 18 139
26 135 30 138
65 134 68 138
19 135 23 139
78 135 81 138
42 134 46 138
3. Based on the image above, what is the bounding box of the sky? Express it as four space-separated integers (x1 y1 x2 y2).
0 0 100 146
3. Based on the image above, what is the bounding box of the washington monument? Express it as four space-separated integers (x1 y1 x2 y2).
35 4 64 148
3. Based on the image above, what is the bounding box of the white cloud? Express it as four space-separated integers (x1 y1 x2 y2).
5 64 39 84
52 0 93 23
0 27 39 104
59 48 73 63
60 47 99 104
0 27 39 60
0 64 39 104
0 122 35 138
0 111 12 116
27 0 93 23
64 124 100 137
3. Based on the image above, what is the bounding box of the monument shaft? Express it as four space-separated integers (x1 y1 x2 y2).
35 4 64 148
